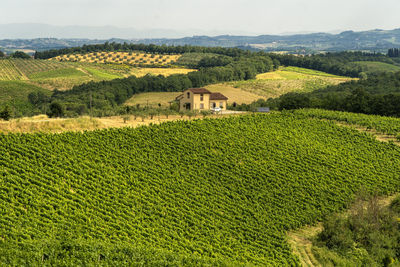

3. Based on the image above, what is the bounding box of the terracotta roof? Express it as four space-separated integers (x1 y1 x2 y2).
210 92 228 100
188 88 211 94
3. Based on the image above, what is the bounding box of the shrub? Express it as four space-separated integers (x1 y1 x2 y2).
0 105 12 121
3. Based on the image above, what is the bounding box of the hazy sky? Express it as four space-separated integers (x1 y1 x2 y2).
2 0 400 35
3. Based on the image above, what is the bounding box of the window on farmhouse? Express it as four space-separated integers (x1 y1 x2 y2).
219 102 223 108
200 103 204 109
200 94 204 101
212 102 216 108
187 92 190 98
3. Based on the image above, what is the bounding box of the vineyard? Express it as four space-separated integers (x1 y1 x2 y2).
0 58 194 92
0 58 69 80
294 108 400 136
0 59 24 80
1 113 400 265
51 51 182 66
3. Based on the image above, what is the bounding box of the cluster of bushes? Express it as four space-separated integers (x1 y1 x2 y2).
0 51 31 59
314 193 400 266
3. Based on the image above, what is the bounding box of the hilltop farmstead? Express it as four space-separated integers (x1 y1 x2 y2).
175 88 228 111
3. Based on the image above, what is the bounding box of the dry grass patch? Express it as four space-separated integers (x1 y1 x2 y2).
205 83 263 104
0 113 241 134
129 67 195 77
125 92 182 108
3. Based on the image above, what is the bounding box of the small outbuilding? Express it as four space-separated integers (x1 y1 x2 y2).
256 107 270 113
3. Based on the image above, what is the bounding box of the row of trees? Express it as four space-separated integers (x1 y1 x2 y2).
388 48 400 57
34 42 249 60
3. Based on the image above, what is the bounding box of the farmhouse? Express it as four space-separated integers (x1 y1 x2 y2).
175 88 228 111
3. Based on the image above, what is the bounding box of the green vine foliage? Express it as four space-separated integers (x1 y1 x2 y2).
1 113 400 265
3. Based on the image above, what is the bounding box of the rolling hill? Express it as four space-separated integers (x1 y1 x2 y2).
2 27 400 52
124 67 354 108
1 113 400 265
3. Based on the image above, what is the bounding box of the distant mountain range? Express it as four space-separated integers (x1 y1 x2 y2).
0 25 399 53
0 23 254 39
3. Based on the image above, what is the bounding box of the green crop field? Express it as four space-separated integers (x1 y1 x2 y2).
1 113 400 265
346 61 400 73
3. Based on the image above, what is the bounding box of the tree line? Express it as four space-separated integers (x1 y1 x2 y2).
34 42 249 60
388 48 400 58
268 51 399 78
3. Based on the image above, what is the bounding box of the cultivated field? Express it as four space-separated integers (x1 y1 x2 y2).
0 58 194 91
233 66 354 98
1 113 400 265
51 51 182 66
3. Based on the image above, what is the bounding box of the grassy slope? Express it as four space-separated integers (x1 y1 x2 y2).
124 66 353 107
0 81 51 115
346 61 400 73
1 113 400 265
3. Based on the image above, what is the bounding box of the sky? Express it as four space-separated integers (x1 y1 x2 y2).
1 0 400 36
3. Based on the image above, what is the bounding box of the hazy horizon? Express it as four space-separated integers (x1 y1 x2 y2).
1 0 399 38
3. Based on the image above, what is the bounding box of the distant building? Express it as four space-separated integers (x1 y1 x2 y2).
175 88 228 111
256 107 270 113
